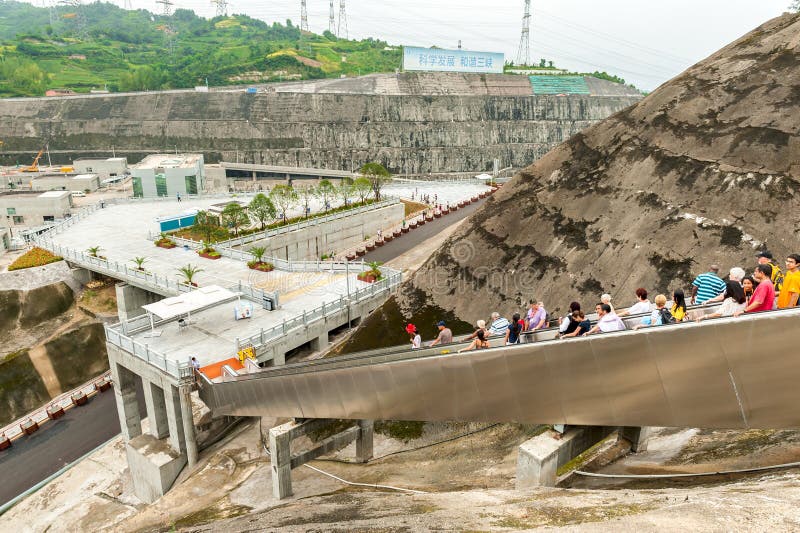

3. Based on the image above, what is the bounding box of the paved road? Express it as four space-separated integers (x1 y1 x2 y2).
363 198 486 263
0 380 144 508
0 198 486 508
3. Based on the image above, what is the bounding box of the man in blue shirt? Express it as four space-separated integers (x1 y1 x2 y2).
691 264 726 304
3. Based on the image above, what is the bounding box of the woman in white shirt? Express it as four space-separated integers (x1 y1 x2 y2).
406 323 422 349
696 281 747 322
617 288 652 316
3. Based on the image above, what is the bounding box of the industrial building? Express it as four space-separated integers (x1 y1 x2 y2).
30 173 100 192
72 157 128 179
0 190 73 226
131 154 205 198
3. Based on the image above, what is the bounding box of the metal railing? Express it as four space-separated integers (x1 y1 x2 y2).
104 324 193 378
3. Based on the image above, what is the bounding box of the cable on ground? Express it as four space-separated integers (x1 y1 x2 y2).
575 461 800 479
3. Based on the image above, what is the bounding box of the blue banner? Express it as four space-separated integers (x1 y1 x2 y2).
403 46 504 74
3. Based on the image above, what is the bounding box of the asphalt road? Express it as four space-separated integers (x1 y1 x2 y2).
363 197 485 263
0 197 486 508
0 379 144 508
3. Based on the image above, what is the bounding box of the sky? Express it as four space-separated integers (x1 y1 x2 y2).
27 0 795 90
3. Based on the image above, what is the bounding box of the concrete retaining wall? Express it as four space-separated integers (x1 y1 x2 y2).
244 202 404 260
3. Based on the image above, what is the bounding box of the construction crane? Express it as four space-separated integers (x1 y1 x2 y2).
21 148 45 172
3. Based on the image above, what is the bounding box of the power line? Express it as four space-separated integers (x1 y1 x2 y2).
516 0 531 66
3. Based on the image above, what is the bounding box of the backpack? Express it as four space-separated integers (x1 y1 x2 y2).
770 261 784 294
658 308 676 325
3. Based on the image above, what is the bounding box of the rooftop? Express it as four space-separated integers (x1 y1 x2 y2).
39 190 72 198
134 154 203 170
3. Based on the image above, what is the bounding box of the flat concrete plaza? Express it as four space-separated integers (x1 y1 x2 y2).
49 198 379 366
384 180 491 206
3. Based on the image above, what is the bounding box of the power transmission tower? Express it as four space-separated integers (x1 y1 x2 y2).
156 0 173 17
123 0 132 9
211 0 228 17
337 0 347 39
300 0 308 32
328 0 335 34
59 0 88 40
516 0 531 66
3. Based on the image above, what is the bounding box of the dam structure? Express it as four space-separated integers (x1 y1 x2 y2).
0 73 643 175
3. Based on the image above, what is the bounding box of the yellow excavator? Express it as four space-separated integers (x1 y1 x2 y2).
21 148 45 172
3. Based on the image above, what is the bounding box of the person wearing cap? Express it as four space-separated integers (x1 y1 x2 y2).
691 264 726 305
757 251 783 295
777 254 800 309
429 320 453 347
406 324 422 349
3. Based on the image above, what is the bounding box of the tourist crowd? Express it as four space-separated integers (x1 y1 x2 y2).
405 251 800 351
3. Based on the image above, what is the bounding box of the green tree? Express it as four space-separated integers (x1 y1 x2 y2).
194 210 221 242
352 176 372 204
177 263 203 286
270 184 297 223
248 193 276 230
335 177 354 206
131 256 147 270
316 179 336 211
359 163 391 201
221 202 248 236
296 184 317 217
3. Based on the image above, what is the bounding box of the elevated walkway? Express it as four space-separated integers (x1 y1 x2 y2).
198 306 800 430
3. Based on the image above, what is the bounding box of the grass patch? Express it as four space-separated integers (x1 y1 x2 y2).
402 199 428 217
8 247 63 271
374 420 425 442
493 503 654 529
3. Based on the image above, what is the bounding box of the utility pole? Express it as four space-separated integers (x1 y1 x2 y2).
516 0 531 66
300 0 308 32
328 0 335 34
337 0 348 39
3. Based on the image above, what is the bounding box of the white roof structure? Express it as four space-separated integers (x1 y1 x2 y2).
475 173 494 180
143 285 238 320
38 191 72 198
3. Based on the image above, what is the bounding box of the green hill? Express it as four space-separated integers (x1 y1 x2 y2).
0 1 401 97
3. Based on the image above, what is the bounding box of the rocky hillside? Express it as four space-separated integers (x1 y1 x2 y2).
343 12 799 347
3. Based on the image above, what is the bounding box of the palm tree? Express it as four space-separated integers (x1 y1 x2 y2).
87 246 101 257
250 246 266 263
132 256 147 271
367 260 382 278
177 264 203 286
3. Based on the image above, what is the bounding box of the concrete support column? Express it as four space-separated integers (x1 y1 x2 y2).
70 266 92 285
179 384 198 467
310 333 328 352
142 381 169 439
164 384 186 454
110 361 142 442
115 282 161 324
356 420 374 463
269 421 294 499
620 426 653 453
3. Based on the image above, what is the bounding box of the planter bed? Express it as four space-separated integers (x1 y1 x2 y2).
384 234 393 242
71 391 88 406
248 261 274 272
47 404 65 420
393 229 402 238
346 252 357 261
434 211 442 218
199 252 221 260
156 241 177 249
366 243 376 251
356 248 366 257
357 272 382 283
0 434 10 451
21 419 39 435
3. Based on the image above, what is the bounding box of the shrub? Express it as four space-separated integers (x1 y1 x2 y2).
8 247 63 271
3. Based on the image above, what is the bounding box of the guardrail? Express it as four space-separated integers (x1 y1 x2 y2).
0 371 112 444
104 324 193 378
156 198 399 251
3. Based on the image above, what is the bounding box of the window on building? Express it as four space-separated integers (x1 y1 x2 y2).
12 216 24 224
6 207 16 215
132 176 143 198
43 215 55 222
155 174 168 197
185 175 198 195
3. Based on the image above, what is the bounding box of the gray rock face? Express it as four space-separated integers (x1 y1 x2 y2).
0 74 641 175
396 13 800 323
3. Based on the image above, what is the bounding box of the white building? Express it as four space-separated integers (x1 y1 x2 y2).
0 191 73 226
31 173 100 192
73 157 128 179
131 154 205 198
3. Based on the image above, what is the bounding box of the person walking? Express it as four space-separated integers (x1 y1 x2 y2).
504 313 524 345
429 321 453 347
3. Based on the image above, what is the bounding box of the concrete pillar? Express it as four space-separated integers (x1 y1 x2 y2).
179 384 198 467
516 426 615 488
310 333 328 352
115 282 161 324
620 426 653 453
164 384 186 454
142 381 169 439
269 421 294 499
71 266 92 285
356 420 374 463
110 361 142 442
